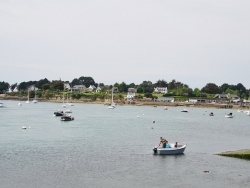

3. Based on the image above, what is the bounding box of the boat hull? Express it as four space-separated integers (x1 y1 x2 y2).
54 111 64 116
61 116 74 121
153 144 186 155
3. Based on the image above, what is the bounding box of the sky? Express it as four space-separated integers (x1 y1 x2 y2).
0 0 249 89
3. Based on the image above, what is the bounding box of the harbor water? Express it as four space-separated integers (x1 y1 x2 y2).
0 100 250 188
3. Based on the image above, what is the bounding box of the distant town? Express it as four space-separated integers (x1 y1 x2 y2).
0 76 249 106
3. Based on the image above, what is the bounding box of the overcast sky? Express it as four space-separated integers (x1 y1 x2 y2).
0 0 249 89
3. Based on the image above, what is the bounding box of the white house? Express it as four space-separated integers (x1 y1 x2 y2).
64 83 71 90
96 85 102 92
72 85 86 91
87 85 96 92
127 88 137 99
13 87 19 92
154 87 168 94
28 85 38 91
214 94 239 100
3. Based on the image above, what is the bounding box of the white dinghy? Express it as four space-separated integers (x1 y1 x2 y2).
153 143 187 155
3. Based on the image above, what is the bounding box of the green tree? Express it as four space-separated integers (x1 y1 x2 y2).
79 76 96 88
71 76 97 88
182 88 193 97
117 82 128 92
51 81 64 91
168 79 176 90
0 81 10 93
193 88 201 96
154 79 168 87
19 82 29 90
71 78 81 86
236 83 246 97
98 83 105 87
201 83 220 94
224 88 238 95
220 83 229 93
41 83 51 90
10 83 17 91
128 83 136 89
136 86 143 93
43 90 53 99
36 78 50 89
140 81 154 93
144 92 153 99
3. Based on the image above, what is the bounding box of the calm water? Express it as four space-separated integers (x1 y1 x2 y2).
0 100 250 188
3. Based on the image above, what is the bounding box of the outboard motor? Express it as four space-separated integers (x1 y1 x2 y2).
153 147 157 154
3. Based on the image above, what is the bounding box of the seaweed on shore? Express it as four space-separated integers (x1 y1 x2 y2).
217 150 250 160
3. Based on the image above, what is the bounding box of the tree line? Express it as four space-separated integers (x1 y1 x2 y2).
0 76 249 99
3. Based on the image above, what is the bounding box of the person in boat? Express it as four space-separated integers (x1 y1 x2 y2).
158 137 167 148
165 141 171 148
174 142 178 148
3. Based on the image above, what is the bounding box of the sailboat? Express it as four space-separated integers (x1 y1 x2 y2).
18 89 22 106
67 94 74 106
32 90 38 103
65 94 72 113
26 90 30 104
18 100 22 106
108 87 115 109
62 93 66 108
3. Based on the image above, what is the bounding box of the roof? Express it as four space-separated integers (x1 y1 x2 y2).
128 88 137 92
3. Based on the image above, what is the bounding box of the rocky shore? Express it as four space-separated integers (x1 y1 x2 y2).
1 95 249 110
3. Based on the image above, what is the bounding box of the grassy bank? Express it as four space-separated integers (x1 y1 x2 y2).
216 149 250 160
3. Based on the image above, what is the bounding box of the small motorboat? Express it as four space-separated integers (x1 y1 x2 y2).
0 102 6 108
65 109 72 113
181 109 188 112
54 110 64 116
61 114 74 121
209 112 214 116
108 105 115 109
153 143 186 155
225 113 233 118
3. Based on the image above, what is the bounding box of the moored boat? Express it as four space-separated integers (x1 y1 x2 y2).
153 143 186 155
225 112 233 118
0 102 6 108
209 112 214 116
108 105 115 109
181 109 188 112
54 110 64 116
61 114 74 121
65 109 72 113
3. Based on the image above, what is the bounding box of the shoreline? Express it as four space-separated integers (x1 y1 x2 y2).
0 96 249 109
216 149 250 160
